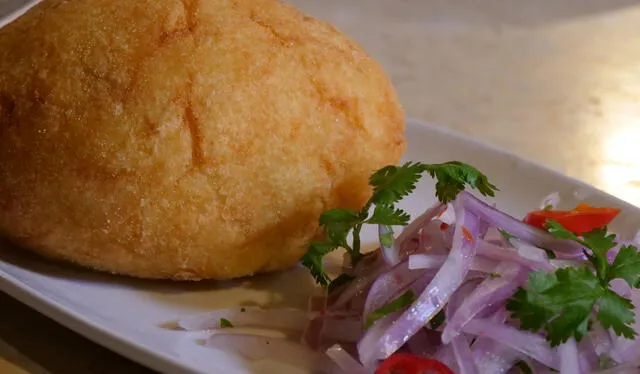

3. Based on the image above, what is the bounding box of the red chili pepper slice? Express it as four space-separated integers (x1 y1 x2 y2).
523 203 621 235
375 353 455 374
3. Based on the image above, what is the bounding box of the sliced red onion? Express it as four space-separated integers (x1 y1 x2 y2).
452 334 478 374
177 307 307 332
509 239 555 272
459 192 584 259
434 343 460 373
442 262 527 344
558 338 580 374
395 202 446 248
471 338 521 374
588 321 613 356
470 309 521 373
206 333 334 370
302 314 326 350
329 267 383 312
550 259 590 269
540 192 561 210
577 336 597 373
362 260 434 319
592 359 640 374
611 278 632 298
319 316 363 343
476 240 551 271
417 220 455 255
378 224 401 267
634 230 640 246
357 198 482 365
462 318 560 370
408 253 499 274
356 311 402 371
405 328 442 358
408 254 447 269
609 288 640 364
326 345 368 374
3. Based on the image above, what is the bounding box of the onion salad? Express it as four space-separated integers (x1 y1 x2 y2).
168 161 640 374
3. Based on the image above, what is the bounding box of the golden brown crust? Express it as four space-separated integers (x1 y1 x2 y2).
0 0 405 280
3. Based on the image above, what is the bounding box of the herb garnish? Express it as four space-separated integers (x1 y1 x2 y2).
301 161 498 286
507 220 640 346
219 318 234 328
365 290 417 328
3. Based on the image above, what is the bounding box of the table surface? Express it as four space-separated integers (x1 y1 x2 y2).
2 0 640 373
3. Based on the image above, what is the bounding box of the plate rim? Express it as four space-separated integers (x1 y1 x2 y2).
0 118 637 374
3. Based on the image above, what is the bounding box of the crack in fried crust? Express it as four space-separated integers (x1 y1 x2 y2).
248 9 296 47
182 77 205 169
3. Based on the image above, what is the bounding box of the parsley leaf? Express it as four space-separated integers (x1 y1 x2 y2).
507 268 599 345
514 360 534 374
609 245 640 288
319 209 361 250
219 318 234 328
508 220 640 346
365 290 416 328
367 204 411 226
301 161 498 287
498 229 516 242
328 273 355 293
301 241 337 286
598 290 636 339
429 310 446 329
422 161 498 203
369 162 426 205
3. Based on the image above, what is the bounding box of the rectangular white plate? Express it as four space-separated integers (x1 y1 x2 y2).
2 119 639 374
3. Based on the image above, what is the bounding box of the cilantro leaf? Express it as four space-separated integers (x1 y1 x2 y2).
301 161 497 286
422 161 497 203
429 309 446 329
328 273 355 293
219 318 234 328
369 162 426 205
507 267 601 346
514 361 534 374
545 220 580 241
366 204 411 226
319 209 361 250
510 220 640 345
608 245 640 288
365 290 416 328
498 229 516 242
598 290 636 339
301 241 337 286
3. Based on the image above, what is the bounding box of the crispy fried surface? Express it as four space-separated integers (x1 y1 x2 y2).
0 0 405 280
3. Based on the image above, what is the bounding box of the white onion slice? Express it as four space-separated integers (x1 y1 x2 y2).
358 198 481 365
442 261 527 344
462 318 560 370
459 192 584 259
540 192 561 210
326 345 368 374
178 307 307 332
558 338 580 374
409 253 499 274
452 334 478 374
206 334 333 370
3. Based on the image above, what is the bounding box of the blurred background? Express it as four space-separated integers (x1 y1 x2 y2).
2 0 640 373
291 0 640 209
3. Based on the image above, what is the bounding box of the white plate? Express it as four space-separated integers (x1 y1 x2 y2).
0 0 38 28
1 119 639 374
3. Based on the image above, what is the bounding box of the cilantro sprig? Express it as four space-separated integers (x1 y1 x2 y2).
364 289 417 328
301 161 497 286
507 220 640 346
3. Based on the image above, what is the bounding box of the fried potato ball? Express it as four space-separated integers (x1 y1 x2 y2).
0 0 405 280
